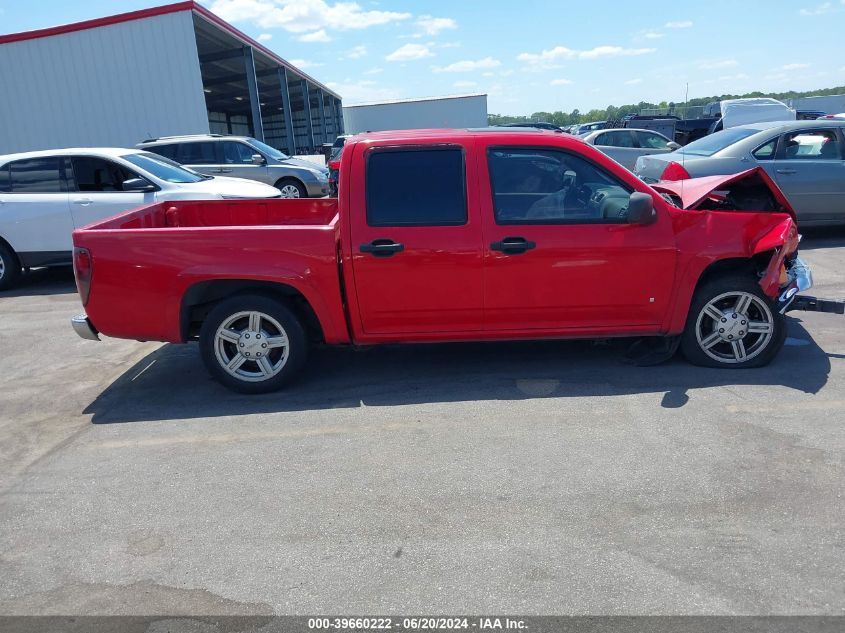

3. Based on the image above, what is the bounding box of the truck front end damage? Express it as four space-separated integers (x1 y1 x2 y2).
653 167 845 318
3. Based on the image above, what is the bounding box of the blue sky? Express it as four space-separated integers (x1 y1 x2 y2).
2 0 844 114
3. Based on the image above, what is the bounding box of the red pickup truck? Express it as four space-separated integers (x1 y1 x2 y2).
71 129 842 393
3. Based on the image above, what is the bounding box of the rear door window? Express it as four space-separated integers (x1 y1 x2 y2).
595 131 636 147
366 147 466 226
177 142 219 165
9 157 64 193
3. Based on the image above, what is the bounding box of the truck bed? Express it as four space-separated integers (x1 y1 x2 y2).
83 198 340 230
73 198 349 345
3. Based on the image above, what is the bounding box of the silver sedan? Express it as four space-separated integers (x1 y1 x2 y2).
580 128 680 171
634 120 845 225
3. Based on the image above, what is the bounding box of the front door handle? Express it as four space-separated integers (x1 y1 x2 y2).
219 169 233 173
360 239 404 257
491 236 536 255
72 198 93 206
776 169 797 175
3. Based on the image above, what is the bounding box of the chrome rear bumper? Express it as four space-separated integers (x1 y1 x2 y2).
71 314 100 341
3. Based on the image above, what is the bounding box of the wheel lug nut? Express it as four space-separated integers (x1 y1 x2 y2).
721 318 727 323
245 352 250 356
245 334 250 339
262 343 267 348
728 335 733 340
239 343 244 347
719 328 725 333
256 334 261 339
741 320 746 325
732 313 737 318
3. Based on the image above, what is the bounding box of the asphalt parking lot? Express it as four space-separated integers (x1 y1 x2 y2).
1 229 844 616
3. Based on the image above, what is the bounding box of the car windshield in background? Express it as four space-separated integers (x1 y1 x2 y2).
121 152 206 183
248 138 290 161
679 127 762 156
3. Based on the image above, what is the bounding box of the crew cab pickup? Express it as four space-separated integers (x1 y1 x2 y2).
71 129 843 393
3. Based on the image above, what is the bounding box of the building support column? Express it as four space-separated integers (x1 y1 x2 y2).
278 66 296 155
243 46 264 142
334 97 344 134
317 90 328 144
301 79 315 152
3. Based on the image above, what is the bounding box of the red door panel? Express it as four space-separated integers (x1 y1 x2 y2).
478 143 677 332
348 141 484 335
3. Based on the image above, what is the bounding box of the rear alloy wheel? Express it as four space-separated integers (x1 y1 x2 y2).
275 178 306 199
199 295 308 393
681 276 786 368
0 242 21 291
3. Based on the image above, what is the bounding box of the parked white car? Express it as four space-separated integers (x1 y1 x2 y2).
0 148 281 289
579 128 680 171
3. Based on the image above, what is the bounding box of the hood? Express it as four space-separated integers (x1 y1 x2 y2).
282 157 328 173
650 167 796 220
182 176 281 198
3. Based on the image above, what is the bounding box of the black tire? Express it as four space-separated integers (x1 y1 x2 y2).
199 294 309 394
274 178 307 199
681 274 786 368
0 242 21 291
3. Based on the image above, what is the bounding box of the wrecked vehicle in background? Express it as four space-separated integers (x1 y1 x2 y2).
70 129 844 393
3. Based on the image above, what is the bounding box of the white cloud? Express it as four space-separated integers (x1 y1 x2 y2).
665 20 693 28
288 58 323 69
453 80 477 88
386 43 433 61
416 15 457 36
209 0 411 33
642 31 664 39
698 59 738 69
257 32 272 42
346 45 367 59
482 72 495 77
799 2 833 14
624 78 643 85
550 79 573 86
326 79 399 103
363 66 383 75
298 29 331 42
781 63 810 70
517 45 655 69
433 57 501 73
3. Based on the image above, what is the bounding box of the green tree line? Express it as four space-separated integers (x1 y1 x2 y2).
488 85 845 127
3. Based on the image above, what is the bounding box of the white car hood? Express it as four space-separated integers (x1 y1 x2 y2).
178 176 280 198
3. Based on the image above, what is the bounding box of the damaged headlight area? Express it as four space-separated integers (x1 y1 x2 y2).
779 255 844 315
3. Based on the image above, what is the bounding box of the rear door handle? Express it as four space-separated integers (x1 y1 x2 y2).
491 237 536 255
776 169 797 175
219 169 233 173
360 239 404 257
72 198 93 206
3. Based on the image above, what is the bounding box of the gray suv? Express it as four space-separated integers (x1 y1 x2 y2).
137 135 329 198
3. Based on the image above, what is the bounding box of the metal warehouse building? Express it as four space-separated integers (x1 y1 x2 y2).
0 1 343 155
342 94 488 134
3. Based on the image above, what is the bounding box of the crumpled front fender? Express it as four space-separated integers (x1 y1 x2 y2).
754 217 800 297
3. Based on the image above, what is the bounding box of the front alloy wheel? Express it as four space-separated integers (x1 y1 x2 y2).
681 275 786 368
695 291 774 364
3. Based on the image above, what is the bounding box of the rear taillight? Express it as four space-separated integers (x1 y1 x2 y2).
73 247 92 306
660 161 691 181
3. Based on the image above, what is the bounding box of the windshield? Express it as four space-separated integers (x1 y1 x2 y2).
247 138 289 161
121 152 207 183
679 127 762 157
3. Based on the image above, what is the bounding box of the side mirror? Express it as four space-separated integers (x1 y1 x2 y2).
627 192 657 225
666 141 681 151
121 177 156 193
251 153 266 165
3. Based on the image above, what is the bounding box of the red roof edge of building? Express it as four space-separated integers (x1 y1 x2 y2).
0 1 196 45
0 1 340 99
